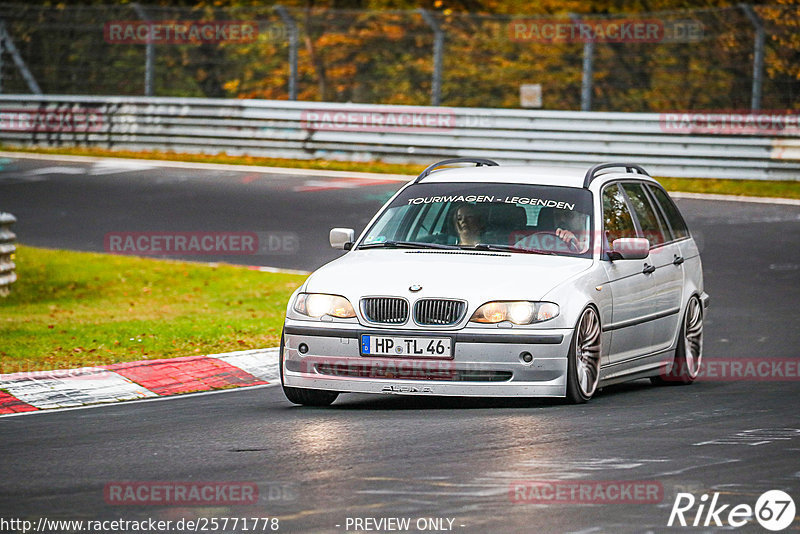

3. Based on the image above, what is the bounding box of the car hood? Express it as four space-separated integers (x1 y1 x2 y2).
305 249 592 304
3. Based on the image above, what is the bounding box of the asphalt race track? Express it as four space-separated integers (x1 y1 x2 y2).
1 155 799 533
0 155 406 271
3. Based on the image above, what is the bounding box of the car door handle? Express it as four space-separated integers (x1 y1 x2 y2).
673 255 685 266
642 264 656 275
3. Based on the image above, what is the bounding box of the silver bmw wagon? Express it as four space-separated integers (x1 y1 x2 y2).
280 159 708 405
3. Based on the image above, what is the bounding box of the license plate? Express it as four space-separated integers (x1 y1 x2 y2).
360 335 453 358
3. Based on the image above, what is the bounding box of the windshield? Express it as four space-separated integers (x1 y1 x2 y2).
360 182 594 258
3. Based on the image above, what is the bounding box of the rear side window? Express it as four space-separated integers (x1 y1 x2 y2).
642 187 674 243
621 183 666 247
647 185 690 239
602 184 637 246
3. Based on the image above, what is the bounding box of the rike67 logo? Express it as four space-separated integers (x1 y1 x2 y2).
668 490 796 531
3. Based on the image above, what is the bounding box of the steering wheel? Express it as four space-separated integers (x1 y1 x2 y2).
524 231 580 253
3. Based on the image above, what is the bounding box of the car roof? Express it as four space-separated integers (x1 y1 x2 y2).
418 164 661 190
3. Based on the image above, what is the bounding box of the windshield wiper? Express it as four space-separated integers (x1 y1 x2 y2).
464 243 559 255
359 240 460 250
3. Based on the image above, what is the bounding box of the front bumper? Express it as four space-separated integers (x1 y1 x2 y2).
282 320 574 397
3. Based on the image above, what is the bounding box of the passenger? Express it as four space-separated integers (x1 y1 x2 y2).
453 203 485 246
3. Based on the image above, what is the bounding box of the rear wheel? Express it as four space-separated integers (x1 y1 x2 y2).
565 306 601 404
651 295 703 385
279 332 339 406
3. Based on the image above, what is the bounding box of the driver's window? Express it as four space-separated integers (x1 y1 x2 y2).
602 184 636 246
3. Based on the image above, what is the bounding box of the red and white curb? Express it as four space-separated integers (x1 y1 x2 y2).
0 348 279 416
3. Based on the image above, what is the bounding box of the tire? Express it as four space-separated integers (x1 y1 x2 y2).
651 295 704 386
279 331 339 406
565 306 602 404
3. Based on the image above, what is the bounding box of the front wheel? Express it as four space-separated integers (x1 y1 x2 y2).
565 306 602 404
279 332 339 406
652 296 703 386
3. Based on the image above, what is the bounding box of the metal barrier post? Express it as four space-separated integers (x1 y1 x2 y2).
580 39 595 112
740 4 764 111
570 15 594 112
0 20 42 94
0 27 3 94
275 6 298 101
132 4 155 97
0 212 17 297
418 9 444 107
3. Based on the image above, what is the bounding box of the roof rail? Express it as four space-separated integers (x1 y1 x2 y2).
414 157 499 183
583 163 650 188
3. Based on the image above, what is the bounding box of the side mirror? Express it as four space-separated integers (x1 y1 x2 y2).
610 238 650 260
329 228 355 250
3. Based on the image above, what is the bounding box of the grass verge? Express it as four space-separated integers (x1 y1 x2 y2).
656 177 800 199
0 245 306 373
2 144 798 199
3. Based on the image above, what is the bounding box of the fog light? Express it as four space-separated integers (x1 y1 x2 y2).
520 351 533 363
298 343 309 354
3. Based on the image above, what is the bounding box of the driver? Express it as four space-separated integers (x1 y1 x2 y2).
554 209 589 253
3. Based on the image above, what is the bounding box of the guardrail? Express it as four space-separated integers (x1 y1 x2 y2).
1 95 798 180
0 212 17 297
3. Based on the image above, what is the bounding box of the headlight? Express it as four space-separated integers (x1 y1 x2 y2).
294 293 356 318
470 301 559 325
